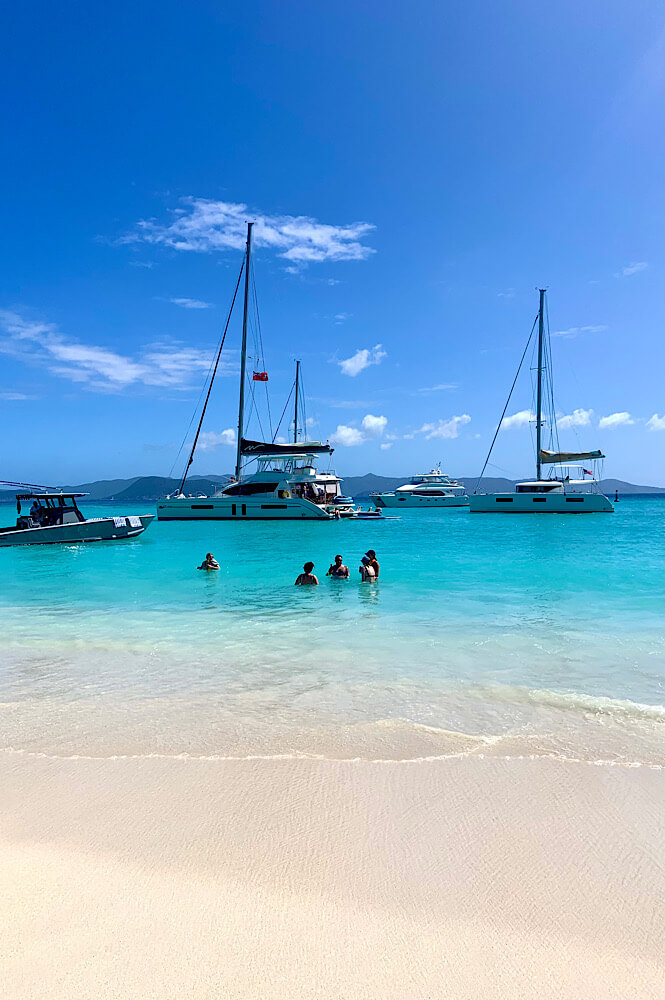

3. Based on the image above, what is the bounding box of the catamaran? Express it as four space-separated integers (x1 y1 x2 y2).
372 468 468 508
157 223 340 521
470 290 613 513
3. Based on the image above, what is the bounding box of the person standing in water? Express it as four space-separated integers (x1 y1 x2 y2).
198 552 220 571
359 556 376 582
295 561 319 585
365 549 379 579
327 554 350 578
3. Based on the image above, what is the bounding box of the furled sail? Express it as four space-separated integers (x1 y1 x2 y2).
240 438 333 457
539 449 604 465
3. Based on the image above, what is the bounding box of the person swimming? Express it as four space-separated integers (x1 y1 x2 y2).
295 561 319 585
198 552 220 571
327 554 349 578
359 556 376 582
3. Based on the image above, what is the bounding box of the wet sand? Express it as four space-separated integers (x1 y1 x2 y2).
1 752 664 999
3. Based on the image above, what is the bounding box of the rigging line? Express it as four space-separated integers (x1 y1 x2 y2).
246 377 267 442
169 347 219 479
250 264 273 439
473 314 539 494
299 366 308 439
177 260 245 494
272 381 296 442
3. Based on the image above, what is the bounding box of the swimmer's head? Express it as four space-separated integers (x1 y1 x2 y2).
304 561 314 574
334 554 343 565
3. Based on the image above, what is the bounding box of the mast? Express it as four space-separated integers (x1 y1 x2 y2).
235 222 253 481
293 359 300 443
535 288 546 481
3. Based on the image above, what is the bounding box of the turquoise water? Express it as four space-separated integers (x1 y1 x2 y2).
1 497 664 761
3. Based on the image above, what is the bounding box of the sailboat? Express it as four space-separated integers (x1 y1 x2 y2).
470 290 613 513
156 223 336 521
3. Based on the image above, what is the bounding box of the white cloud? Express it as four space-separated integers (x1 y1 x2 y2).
616 262 648 277
599 411 634 429
313 397 371 409
124 199 375 264
330 413 387 447
169 297 213 310
417 383 458 393
333 312 351 324
646 414 665 431
330 424 365 446
361 413 387 438
0 390 36 400
198 428 236 450
552 325 608 339
558 408 593 430
418 414 471 440
380 442 393 450
0 309 226 393
338 344 386 377
501 409 533 430
497 289 515 299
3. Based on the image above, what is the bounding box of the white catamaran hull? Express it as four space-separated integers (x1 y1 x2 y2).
469 493 613 513
374 494 469 508
156 497 331 520
0 515 154 546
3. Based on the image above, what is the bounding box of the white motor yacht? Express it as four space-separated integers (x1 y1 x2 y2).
470 290 613 513
373 469 469 508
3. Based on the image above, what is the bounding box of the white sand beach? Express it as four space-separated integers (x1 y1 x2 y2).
2 751 664 999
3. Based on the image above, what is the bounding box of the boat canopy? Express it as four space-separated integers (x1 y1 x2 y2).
15 493 87 501
539 449 604 465
240 438 333 457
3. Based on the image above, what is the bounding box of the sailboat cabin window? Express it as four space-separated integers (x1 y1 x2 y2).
223 482 277 496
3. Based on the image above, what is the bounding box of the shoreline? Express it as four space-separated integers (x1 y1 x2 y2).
2 752 664 998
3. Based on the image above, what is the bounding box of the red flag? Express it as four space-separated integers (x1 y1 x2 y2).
252 371 268 382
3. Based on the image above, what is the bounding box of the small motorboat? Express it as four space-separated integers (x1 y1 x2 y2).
352 507 400 520
0 492 154 547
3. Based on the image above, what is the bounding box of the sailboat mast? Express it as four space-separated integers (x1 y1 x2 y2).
535 288 546 481
293 359 300 443
235 222 253 481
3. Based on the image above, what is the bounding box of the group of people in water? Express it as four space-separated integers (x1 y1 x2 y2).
295 549 379 585
196 548 380 584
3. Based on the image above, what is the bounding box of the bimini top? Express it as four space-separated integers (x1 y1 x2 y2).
16 493 87 502
240 438 333 457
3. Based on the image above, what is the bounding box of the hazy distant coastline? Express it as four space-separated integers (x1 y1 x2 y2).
1 473 664 503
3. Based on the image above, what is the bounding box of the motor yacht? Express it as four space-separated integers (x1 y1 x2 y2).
373 469 468 508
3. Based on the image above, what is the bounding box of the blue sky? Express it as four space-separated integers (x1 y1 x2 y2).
2 0 664 485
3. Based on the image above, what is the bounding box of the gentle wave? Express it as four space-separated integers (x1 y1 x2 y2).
463 681 665 722
3 742 663 770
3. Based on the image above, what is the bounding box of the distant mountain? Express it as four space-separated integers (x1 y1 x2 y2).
65 477 141 500
110 476 228 501
0 472 663 504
